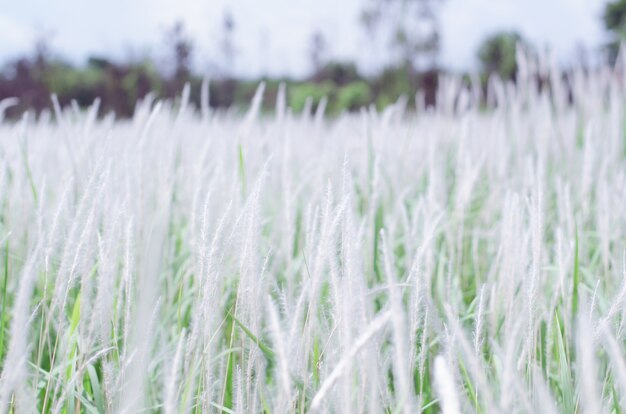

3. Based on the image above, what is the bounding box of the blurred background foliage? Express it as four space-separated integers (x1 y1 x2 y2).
0 0 624 119
604 0 626 63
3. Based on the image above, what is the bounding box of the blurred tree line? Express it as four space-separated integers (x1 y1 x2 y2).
0 0 619 119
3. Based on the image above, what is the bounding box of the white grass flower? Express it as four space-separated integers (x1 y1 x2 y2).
433 355 460 414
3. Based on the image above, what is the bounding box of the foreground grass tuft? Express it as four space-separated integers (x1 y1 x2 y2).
1 58 626 413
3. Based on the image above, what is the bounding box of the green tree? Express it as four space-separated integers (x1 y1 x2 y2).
164 22 193 96
359 0 443 71
477 31 525 81
603 0 626 63
309 31 328 74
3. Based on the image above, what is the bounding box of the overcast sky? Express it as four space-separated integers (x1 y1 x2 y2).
0 0 609 77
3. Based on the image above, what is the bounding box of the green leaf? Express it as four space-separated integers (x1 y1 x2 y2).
554 312 575 413
86 364 105 413
373 204 384 283
228 311 275 363
459 360 481 413
572 228 580 323
238 144 246 196
20 142 38 205
0 239 9 363
210 401 236 414
312 336 320 387
70 292 82 336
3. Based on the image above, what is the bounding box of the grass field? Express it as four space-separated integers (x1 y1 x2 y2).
1 60 626 413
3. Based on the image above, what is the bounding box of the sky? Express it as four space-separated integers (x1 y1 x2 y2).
0 0 610 78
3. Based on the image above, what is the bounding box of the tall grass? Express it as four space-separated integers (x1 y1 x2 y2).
1 49 626 413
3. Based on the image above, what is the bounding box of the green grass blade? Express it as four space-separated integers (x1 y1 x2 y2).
0 239 8 363
572 228 580 323
238 143 246 196
228 311 275 363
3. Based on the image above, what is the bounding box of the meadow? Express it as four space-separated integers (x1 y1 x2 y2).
1 52 626 413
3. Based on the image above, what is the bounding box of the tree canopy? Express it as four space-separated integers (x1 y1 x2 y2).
477 31 525 81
